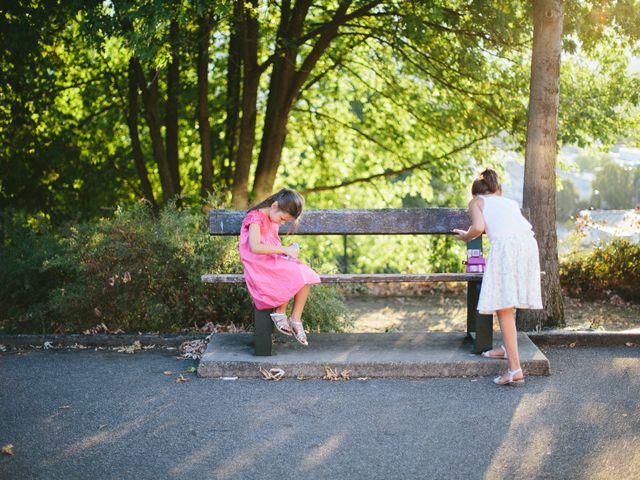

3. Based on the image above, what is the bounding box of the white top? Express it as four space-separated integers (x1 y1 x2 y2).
479 195 534 242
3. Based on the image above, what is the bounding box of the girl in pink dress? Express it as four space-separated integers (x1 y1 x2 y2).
239 188 321 346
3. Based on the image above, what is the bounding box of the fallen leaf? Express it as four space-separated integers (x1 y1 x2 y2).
568 342 577 348
625 342 636 347
176 375 189 383
116 341 142 354
179 339 207 360
296 373 306 381
323 367 338 381
187 366 197 373
43 341 54 349
323 367 351 381
123 271 131 283
259 367 285 380
2 444 14 456
163 371 173 376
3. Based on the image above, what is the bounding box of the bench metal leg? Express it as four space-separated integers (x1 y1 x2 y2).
467 280 493 354
254 308 273 356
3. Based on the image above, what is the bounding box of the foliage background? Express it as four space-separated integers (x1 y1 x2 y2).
1 1 639 332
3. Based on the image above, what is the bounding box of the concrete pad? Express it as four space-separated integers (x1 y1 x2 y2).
198 332 550 379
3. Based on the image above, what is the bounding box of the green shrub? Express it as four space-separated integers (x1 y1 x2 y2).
560 239 640 302
295 284 352 332
0 210 67 332
0 202 351 334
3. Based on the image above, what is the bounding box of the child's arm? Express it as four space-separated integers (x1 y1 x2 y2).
452 197 485 242
248 223 299 257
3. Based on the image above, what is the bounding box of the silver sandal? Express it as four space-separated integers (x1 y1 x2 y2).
493 368 525 386
270 312 292 336
482 345 507 359
289 318 308 346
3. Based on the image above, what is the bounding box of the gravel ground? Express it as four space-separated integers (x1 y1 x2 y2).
1 345 639 480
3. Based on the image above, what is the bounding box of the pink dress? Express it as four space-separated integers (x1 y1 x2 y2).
239 210 321 310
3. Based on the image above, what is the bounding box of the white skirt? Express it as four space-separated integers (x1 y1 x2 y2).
477 234 543 315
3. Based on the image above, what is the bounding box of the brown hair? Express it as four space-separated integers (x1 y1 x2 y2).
471 169 501 195
249 188 305 223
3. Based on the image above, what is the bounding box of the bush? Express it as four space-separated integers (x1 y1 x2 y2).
0 210 67 332
0 202 350 333
560 239 640 303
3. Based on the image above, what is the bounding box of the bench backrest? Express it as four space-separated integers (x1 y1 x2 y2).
209 208 480 235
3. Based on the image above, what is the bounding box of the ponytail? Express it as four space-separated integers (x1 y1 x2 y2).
471 169 501 195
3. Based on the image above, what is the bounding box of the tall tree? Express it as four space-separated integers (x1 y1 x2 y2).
231 0 261 207
250 0 381 203
197 12 214 196
519 0 564 330
166 15 181 197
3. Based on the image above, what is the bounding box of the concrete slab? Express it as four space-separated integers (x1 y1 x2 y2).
198 332 550 379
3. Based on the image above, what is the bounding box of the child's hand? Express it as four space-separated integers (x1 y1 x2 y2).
284 243 300 259
452 229 467 241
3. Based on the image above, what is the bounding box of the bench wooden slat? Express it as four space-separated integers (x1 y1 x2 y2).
201 273 483 283
209 208 473 235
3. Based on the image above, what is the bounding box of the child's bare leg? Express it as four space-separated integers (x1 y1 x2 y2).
289 284 311 345
290 284 311 322
497 308 523 379
274 303 287 314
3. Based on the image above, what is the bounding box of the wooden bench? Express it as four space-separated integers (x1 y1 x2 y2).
202 208 496 356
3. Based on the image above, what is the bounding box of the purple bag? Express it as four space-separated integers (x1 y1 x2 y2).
464 249 486 273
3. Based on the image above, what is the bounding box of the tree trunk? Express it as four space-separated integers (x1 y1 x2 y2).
126 58 157 208
252 0 315 200
518 0 565 330
252 0 352 200
197 14 213 197
231 0 260 208
166 18 181 198
133 61 176 201
224 2 241 191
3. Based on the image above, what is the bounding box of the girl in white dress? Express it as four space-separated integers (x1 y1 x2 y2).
453 169 543 386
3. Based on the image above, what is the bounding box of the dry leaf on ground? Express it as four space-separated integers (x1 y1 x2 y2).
115 340 142 354
163 371 173 376
322 367 351 381
176 375 189 383
2 444 14 456
179 339 208 360
259 367 285 380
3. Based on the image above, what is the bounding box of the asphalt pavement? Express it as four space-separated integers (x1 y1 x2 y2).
1 345 639 480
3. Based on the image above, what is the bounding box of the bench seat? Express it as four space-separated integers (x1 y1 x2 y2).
202 273 483 283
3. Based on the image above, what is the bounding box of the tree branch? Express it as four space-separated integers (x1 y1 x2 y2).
299 134 493 194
